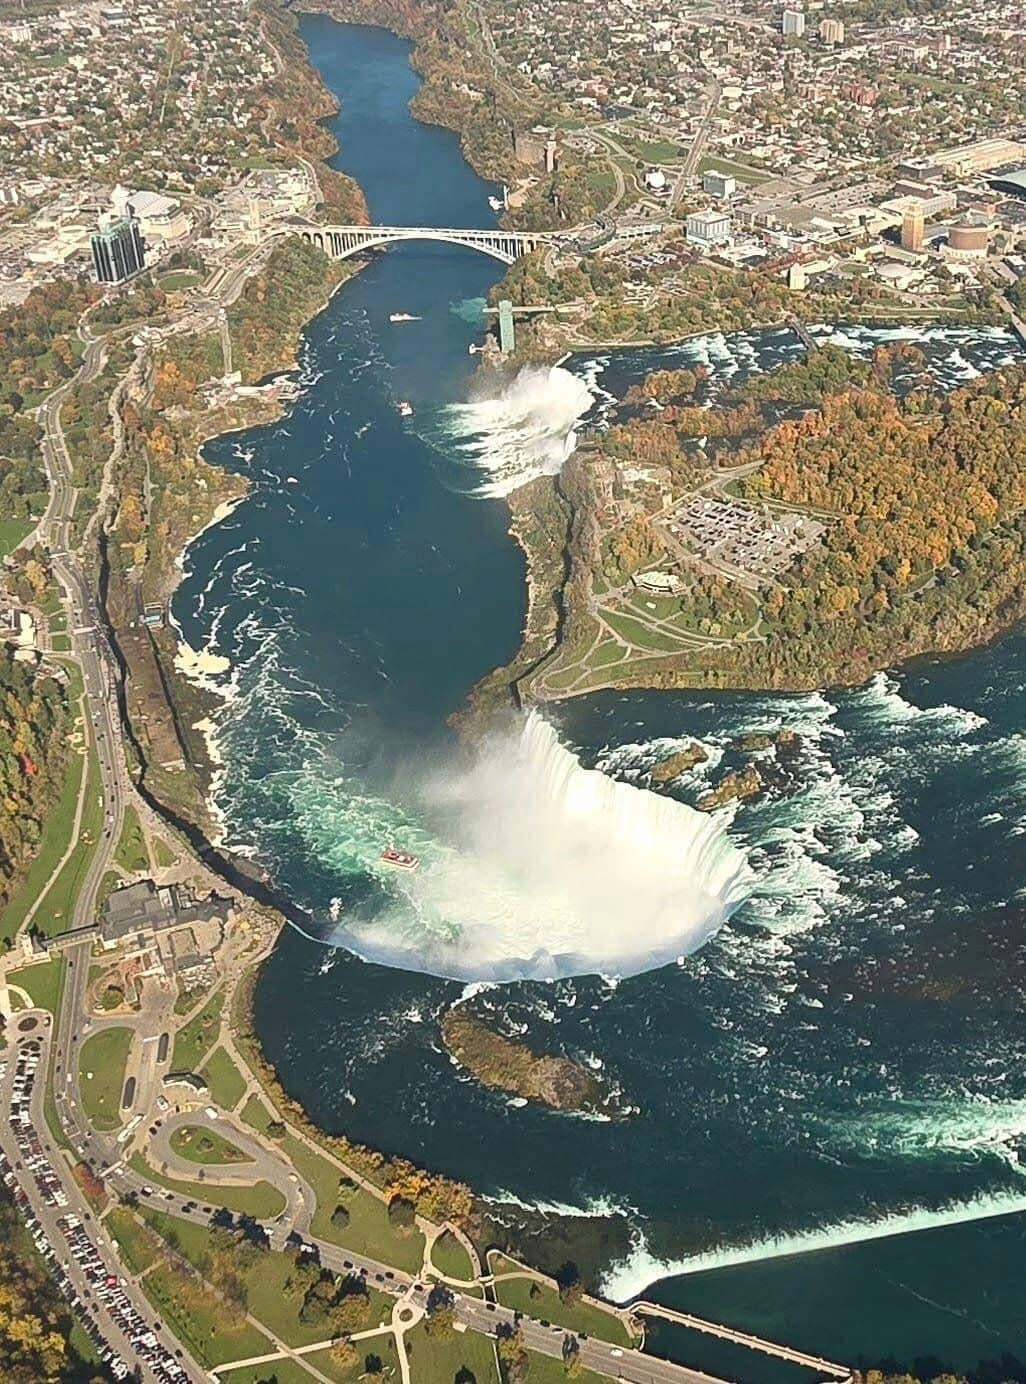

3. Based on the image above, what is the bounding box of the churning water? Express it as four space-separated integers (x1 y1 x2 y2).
172 15 1026 1370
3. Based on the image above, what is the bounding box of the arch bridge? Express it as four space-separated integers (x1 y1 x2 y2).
296 223 551 265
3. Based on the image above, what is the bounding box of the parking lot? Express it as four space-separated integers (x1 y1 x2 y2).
1 1033 196 1383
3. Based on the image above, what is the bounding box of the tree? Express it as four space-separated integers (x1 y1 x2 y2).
496 1323 530 1384
424 1284 456 1339
330 1204 350 1230
556 1262 582 1307
387 1195 416 1230
562 1332 582 1377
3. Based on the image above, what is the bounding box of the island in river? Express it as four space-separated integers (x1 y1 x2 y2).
475 341 1026 714
441 1009 623 1117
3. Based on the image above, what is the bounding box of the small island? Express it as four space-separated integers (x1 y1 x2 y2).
441 1010 623 1117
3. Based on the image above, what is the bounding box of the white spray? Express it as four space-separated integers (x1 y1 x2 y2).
328 713 751 983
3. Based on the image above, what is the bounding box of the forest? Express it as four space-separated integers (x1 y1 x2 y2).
0 1188 104 1382
0 649 69 924
523 342 1026 699
0 280 97 528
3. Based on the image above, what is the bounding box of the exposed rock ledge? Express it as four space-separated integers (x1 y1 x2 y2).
441 1011 623 1117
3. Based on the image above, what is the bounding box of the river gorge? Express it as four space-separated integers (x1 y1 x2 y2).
173 14 1026 1379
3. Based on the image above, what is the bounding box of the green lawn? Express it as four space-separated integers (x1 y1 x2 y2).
219 1360 321 1383
78 1026 133 1130
522 1348 607 1383
157 270 202 291
697 153 772 185
281 1134 425 1273
104 1205 162 1274
170 1124 252 1166
304 1336 399 1383
430 1231 477 1284
0 518 33 559
1 675 87 943
600 606 692 654
405 1321 500 1383
200 1044 247 1110
240 1094 275 1134
491 1256 633 1347
114 805 149 873
144 1210 392 1349
129 1151 287 1220
31 731 104 937
153 836 179 868
172 987 224 1070
140 1262 271 1368
8 957 65 1014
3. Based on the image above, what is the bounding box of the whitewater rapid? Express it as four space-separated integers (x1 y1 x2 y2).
434 364 594 496
323 712 751 982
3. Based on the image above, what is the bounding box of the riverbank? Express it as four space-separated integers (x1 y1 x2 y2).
464 333 1026 722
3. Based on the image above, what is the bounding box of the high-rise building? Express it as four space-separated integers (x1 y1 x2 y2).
91 210 145 284
782 9 806 37
901 206 925 252
703 170 737 198
819 17 845 44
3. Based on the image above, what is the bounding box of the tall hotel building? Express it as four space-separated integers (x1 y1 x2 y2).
91 210 146 284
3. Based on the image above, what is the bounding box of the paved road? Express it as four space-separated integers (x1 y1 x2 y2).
672 80 722 207
35 340 129 933
0 1013 207 1383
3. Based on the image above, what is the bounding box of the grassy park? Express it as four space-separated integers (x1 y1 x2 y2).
8 957 66 1014
1 676 88 943
128 1152 287 1219
491 1254 634 1347
281 1133 425 1273
172 988 225 1070
405 1320 500 1383
169 1124 253 1166
200 1044 247 1110
104 1205 163 1275
143 1211 392 1350
114 805 149 873
30 730 104 937
430 1230 477 1284
78 1026 133 1130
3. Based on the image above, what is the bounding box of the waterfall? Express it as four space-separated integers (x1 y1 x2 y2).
437 364 594 497
328 713 751 983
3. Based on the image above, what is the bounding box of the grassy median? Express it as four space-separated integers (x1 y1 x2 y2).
78 1026 132 1130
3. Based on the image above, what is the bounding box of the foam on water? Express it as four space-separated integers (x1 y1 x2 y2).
600 1188 1026 1301
434 364 594 496
307 712 752 982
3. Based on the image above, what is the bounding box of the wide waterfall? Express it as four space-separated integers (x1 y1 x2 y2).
434 364 595 497
326 713 751 982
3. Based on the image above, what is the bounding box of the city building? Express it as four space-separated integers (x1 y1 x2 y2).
945 215 991 258
90 210 144 284
901 206 925 252
644 168 669 194
703 170 737 198
686 210 732 247
819 17 845 45
782 8 806 37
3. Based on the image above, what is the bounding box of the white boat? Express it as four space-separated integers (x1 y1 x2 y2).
380 846 419 872
488 195 505 212
397 400 414 418
389 312 421 323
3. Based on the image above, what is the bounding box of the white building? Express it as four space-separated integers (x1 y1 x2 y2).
782 9 806 37
686 210 732 248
